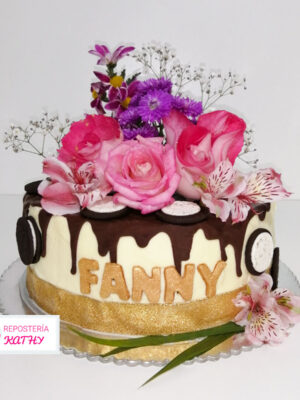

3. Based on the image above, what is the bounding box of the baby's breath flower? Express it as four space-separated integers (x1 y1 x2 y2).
2 112 72 158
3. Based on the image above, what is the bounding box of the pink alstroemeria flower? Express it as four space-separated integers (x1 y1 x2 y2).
272 288 300 325
228 168 291 223
89 44 135 65
195 160 291 223
163 110 246 199
196 160 247 222
233 273 300 346
38 158 111 215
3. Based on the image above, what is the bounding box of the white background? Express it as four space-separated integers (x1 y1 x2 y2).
0 1 300 399
0 0 300 196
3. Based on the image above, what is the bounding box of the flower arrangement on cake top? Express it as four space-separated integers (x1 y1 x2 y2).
4 43 291 221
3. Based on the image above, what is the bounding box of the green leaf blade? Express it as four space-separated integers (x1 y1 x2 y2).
141 332 235 387
69 322 243 350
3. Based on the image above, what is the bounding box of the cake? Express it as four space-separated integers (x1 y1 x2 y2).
15 43 290 360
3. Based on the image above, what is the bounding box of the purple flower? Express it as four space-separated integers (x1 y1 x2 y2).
136 77 172 95
105 80 139 117
130 77 172 106
90 81 110 114
94 71 111 84
172 96 203 119
89 44 135 66
118 107 141 127
123 124 159 140
138 90 172 123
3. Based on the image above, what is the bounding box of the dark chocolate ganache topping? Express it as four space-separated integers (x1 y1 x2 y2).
23 194 271 277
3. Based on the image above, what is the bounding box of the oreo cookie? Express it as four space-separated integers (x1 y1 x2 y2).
80 197 129 220
156 201 209 225
24 180 42 195
16 216 42 265
245 228 274 275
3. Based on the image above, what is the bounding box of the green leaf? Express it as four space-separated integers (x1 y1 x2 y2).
68 322 243 350
126 72 141 85
141 332 235 387
120 69 126 79
102 346 135 357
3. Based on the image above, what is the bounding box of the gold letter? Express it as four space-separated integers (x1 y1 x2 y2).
132 266 161 303
164 264 195 303
100 263 130 301
78 258 99 294
197 261 226 298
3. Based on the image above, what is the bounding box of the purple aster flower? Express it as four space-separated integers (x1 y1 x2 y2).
118 107 141 127
130 78 172 107
138 90 172 123
123 124 159 140
172 96 203 119
89 44 135 66
136 77 172 95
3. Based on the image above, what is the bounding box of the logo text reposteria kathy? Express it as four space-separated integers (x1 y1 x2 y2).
0 315 60 354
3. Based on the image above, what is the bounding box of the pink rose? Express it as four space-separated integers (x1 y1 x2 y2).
38 158 111 215
163 110 246 199
105 136 180 214
58 114 121 168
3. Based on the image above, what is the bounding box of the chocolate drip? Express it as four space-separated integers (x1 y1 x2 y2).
38 209 252 277
271 247 280 290
23 193 41 216
199 217 250 277
38 210 52 258
24 194 271 277
87 213 199 273
65 215 88 275
255 203 271 221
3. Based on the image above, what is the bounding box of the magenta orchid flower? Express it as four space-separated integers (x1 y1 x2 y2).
90 80 110 114
38 158 112 215
92 71 140 116
106 80 140 117
233 273 300 346
89 44 135 65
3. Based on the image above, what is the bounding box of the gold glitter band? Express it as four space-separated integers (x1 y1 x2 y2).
27 267 244 336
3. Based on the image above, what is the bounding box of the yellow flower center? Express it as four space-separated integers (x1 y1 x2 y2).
193 176 207 190
92 90 98 99
121 97 131 109
110 75 124 88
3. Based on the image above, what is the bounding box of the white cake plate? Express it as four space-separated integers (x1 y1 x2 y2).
0 259 299 367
